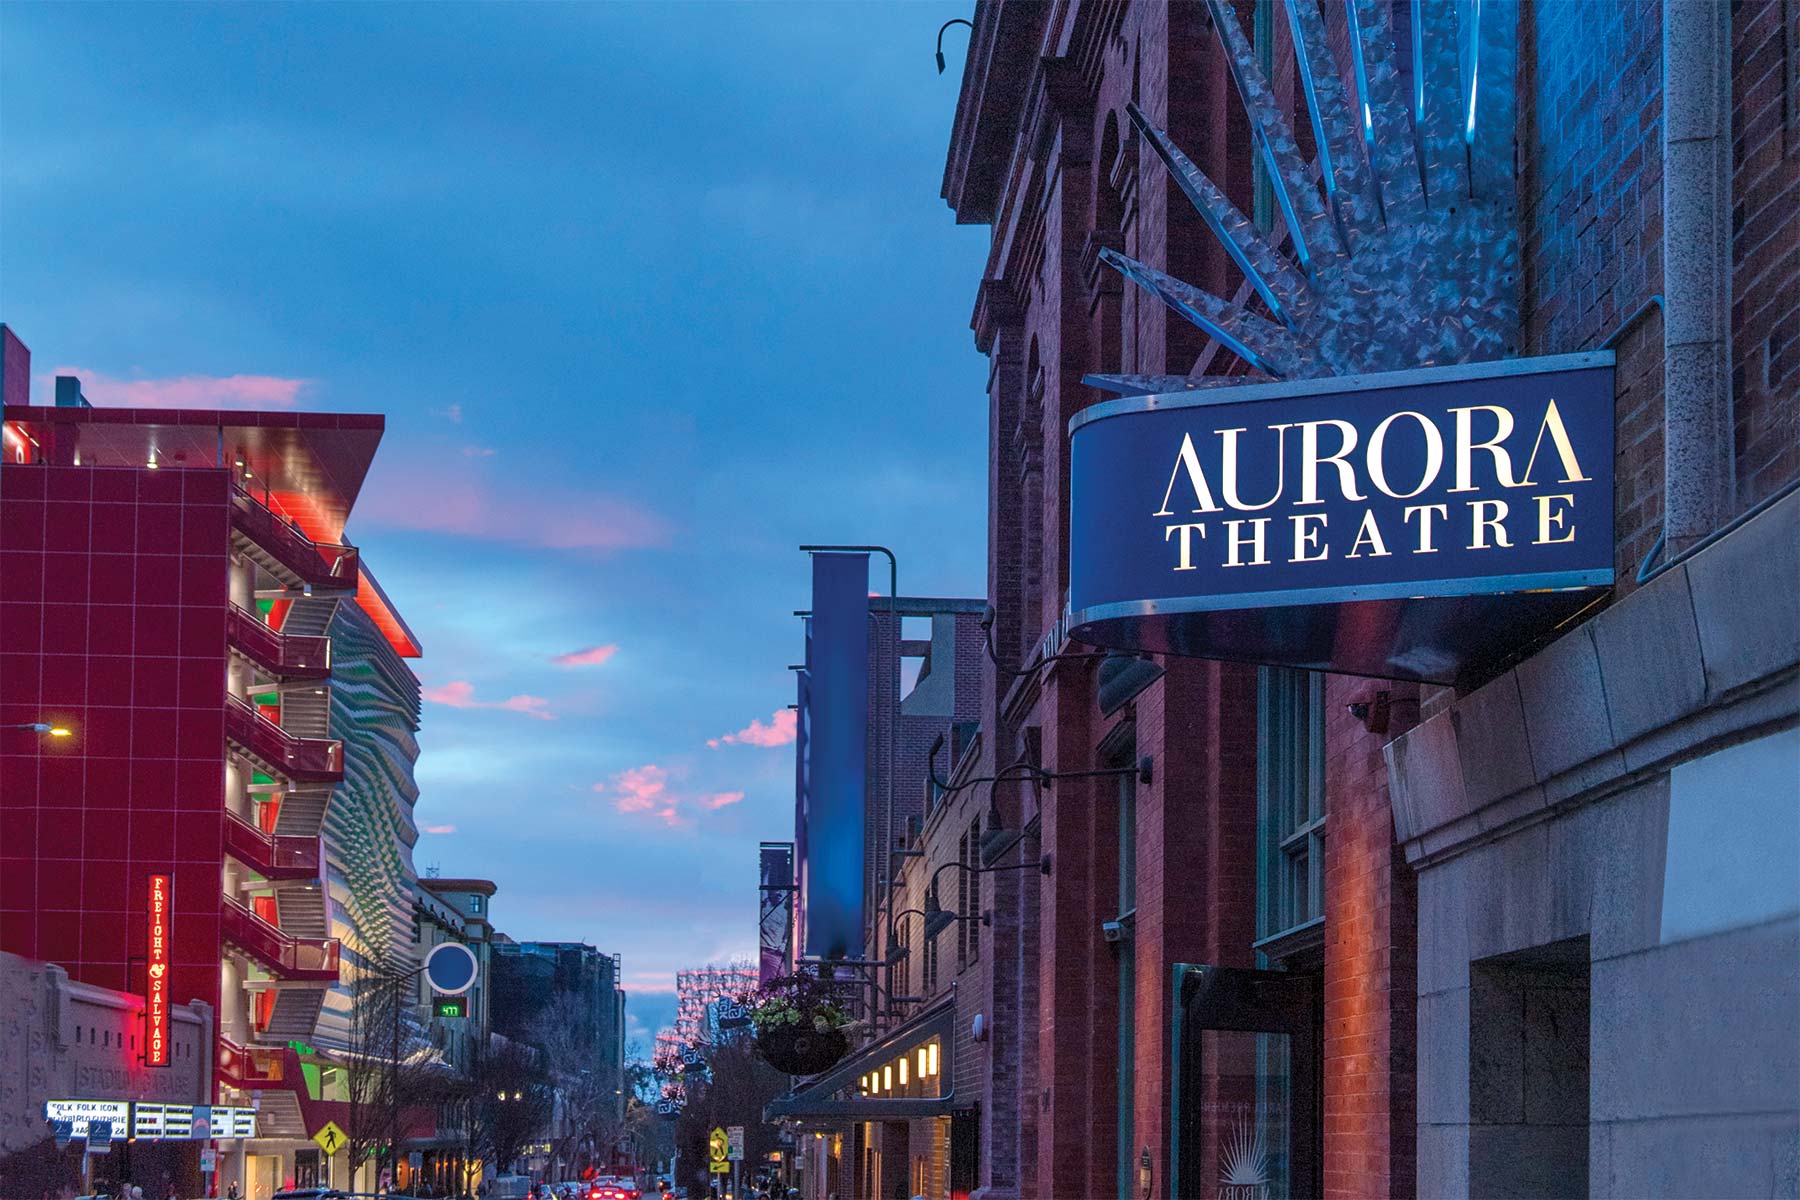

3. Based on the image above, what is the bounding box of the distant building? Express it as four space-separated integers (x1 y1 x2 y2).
403 877 499 1196
0 950 214 1195
491 940 626 1120
659 964 757 1065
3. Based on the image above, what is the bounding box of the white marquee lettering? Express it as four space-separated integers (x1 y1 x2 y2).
1155 432 1221 516
1519 399 1592 486
1468 499 1512 549
1219 424 1294 511
1290 513 1329 562
1534 493 1576 544
1223 518 1270 567
1366 410 1445 499
1448 406 1522 492
1403 503 1449 553
1297 420 1367 505
1164 522 1209 570
1345 510 1392 558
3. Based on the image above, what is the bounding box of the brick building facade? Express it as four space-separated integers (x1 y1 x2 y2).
929 2 1798 1199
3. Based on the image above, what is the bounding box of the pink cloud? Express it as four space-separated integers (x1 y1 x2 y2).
596 765 743 827
422 824 458 834
551 644 619 668
422 680 554 720
461 445 497 457
603 764 669 813
52 366 310 410
355 460 671 554
708 708 797 749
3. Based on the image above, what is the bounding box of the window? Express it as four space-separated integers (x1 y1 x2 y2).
469 895 483 914
1257 668 1326 943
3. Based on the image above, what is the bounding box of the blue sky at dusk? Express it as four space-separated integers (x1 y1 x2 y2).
0 2 988 1046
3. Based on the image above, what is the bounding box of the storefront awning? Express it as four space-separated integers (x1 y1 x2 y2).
765 1000 957 1121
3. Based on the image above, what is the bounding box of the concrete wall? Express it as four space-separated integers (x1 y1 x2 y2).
1391 493 1800 1198
0 949 213 1155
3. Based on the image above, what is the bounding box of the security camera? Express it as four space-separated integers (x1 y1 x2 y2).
1102 920 1127 943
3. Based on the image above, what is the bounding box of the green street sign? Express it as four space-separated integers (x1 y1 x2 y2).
433 997 467 1019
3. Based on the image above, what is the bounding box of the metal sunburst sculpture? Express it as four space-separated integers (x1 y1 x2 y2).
1089 0 1520 396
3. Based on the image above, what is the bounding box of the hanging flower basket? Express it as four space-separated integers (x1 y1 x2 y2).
755 1021 850 1076
740 972 855 1076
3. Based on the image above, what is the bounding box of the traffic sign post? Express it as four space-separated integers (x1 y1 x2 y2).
708 1126 730 1178
727 1125 744 1199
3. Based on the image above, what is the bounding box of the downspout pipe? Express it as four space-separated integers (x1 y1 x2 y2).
1660 0 1735 551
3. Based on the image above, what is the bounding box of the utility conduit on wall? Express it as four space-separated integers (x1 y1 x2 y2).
1662 0 1736 549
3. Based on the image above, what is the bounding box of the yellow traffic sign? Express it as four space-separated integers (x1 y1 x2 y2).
312 1121 347 1156
709 1127 729 1160
710 1159 729 1175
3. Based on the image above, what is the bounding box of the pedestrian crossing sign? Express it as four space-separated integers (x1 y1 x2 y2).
312 1121 347 1155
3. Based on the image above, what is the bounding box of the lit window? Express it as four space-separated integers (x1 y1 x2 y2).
927 1042 939 1077
883 1065 893 1091
899 1057 908 1086
1258 668 1326 941
917 1047 927 1077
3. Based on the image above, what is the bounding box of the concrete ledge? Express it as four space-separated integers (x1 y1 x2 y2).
1387 491 1800 865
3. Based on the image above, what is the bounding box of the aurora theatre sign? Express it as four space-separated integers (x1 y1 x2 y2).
1067 354 1615 682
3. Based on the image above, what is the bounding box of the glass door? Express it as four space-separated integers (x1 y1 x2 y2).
1172 965 1320 1200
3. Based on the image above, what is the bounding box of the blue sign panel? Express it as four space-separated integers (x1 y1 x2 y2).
424 940 479 995
1068 354 1616 682
799 553 868 960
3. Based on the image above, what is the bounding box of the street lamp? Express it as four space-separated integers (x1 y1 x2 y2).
935 18 973 74
920 856 1047 939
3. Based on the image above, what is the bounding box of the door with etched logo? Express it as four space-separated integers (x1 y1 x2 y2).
1173 966 1320 1200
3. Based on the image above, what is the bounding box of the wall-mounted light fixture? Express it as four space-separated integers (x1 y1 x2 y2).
935 18 972 74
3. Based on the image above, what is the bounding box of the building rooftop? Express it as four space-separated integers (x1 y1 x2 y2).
421 877 499 897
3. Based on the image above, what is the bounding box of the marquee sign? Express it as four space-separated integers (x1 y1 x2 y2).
49 1102 255 1141
1067 354 1615 682
146 873 171 1067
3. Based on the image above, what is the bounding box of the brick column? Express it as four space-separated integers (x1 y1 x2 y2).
1321 677 1420 1200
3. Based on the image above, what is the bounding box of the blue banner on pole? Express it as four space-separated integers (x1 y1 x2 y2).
799 552 868 960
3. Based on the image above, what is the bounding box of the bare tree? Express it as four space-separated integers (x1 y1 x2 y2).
529 991 628 1176
468 1038 557 1176
343 960 438 1188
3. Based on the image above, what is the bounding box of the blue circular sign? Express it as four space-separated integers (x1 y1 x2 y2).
424 941 478 995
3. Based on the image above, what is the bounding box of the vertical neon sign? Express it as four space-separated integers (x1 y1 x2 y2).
147 873 171 1067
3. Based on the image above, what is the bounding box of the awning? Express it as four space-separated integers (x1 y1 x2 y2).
765 999 958 1121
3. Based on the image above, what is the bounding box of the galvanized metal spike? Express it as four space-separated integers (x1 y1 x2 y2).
1341 0 1389 226
1125 102 1310 331
1081 374 1250 399
1099 248 1293 379
1201 0 1326 278
1411 0 1433 206
1285 0 1376 254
